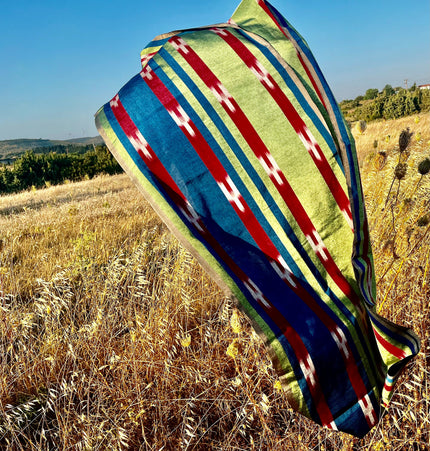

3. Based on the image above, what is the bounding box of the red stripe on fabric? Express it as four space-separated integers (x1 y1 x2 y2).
139 65 335 428
374 328 407 360
211 28 353 231
169 35 361 310
141 52 157 67
255 0 327 109
383 382 393 392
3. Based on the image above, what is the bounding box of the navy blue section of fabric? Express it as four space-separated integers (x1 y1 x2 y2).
160 45 379 385
332 388 380 438
232 28 344 173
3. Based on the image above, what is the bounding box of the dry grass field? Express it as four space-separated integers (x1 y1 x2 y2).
1 113 429 450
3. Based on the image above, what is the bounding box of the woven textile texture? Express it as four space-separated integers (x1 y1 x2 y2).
95 0 420 437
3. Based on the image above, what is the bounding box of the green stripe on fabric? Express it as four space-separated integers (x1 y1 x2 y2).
231 0 336 143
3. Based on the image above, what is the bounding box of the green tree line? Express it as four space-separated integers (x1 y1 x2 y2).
340 85 430 122
0 145 122 194
29 143 95 155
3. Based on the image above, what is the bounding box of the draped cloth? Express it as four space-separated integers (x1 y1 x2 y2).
95 0 420 437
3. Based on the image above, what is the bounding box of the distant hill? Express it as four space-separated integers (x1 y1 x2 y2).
0 136 104 163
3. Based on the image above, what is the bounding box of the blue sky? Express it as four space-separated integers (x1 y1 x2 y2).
1 0 429 140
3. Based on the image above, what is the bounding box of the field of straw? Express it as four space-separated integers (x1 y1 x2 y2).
1 113 429 450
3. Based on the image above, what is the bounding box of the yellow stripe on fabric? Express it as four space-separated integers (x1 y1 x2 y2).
372 326 407 371
141 46 162 56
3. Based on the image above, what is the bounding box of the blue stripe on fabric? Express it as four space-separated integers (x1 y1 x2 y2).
144 37 171 49
233 28 344 173
158 45 379 386
266 3 374 307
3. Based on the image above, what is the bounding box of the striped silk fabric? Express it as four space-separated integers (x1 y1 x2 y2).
95 0 419 437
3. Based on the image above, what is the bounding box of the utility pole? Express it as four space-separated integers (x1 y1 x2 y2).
404 79 408 89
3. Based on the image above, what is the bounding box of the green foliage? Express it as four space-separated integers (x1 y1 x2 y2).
364 88 379 100
360 97 385 121
0 137 103 162
0 145 122 194
340 86 428 122
382 84 395 96
382 90 420 119
419 89 430 111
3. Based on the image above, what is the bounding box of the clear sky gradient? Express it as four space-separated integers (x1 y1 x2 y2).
1 0 429 140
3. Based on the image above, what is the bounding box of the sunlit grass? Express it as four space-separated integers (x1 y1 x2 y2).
0 114 429 449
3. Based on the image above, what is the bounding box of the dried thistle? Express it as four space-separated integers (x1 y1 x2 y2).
375 151 387 170
411 157 430 197
399 128 413 153
394 163 407 180
417 215 429 227
418 158 430 176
